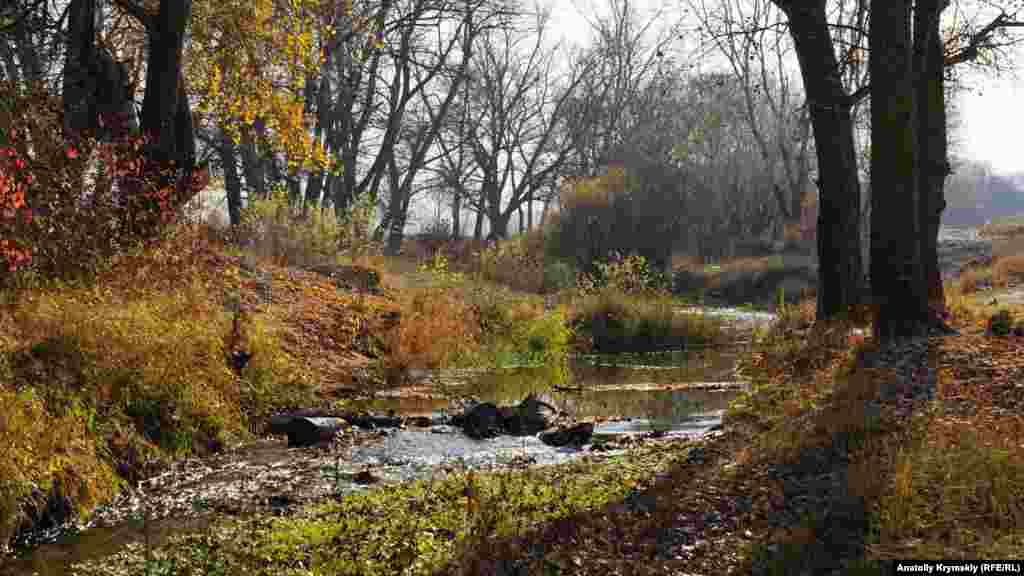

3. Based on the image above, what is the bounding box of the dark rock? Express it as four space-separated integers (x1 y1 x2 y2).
352 470 381 485
462 402 505 439
282 417 348 447
266 494 293 510
685 446 707 465
345 413 403 430
539 422 594 447
403 415 433 428
504 393 560 435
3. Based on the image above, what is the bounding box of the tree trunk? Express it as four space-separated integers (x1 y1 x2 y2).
451 192 461 240
305 172 324 217
540 196 552 228
776 2 865 321
384 186 409 256
240 127 266 202
870 0 928 342
63 0 98 140
219 130 243 227
527 190 534 230
140 0 192 171
287 176 301 208
473 206 483 241
914 0 950 319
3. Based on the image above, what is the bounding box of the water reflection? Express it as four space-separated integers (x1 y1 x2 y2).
369 348 748 433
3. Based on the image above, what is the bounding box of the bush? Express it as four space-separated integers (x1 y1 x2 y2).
570 290 723 353
988 309 1013 336
542 260 577 293
0 80 196 287
382 287 481 374
476 232 546 293
580 252 671 296
549 164 694 277
992 254 1024 287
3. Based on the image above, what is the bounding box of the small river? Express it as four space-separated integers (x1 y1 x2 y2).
1 307 775 576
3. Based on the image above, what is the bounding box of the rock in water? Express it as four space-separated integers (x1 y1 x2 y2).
505 393 560 435
462 402 505 439
539 422 595 447
283 417 348 447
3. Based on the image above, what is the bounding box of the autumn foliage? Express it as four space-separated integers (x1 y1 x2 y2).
0 80 207 286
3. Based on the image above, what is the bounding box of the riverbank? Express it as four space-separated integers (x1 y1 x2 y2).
4 213 1024 575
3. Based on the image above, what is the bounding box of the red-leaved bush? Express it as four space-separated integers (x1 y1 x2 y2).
0 80 207 286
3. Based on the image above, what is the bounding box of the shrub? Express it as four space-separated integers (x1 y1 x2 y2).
992 254 1024 287
578 252 670 297
0 79 205 288
542 260 577 293
382 288 481 374
476 232 546 293
550 163 697 276
958 266 990 294
570 290 723 353
988 309 1013 336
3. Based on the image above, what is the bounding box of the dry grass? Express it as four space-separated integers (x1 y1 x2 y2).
958 266 992 294
47 273 1024 575
993 254 1024 286
381 287 482 376
979 215 1024 240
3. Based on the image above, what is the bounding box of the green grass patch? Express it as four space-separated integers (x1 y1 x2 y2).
570 289 727 353
68 443 688 576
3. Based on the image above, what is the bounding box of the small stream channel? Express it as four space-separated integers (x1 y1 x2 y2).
2 307 775 576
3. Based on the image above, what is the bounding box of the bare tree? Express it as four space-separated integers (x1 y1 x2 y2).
447 7 595 240
559 0 681 179
688 0 816 247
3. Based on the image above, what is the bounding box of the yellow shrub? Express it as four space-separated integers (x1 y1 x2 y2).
992 254 1024 287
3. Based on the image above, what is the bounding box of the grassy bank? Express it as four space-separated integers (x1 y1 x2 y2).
49 258 1024 575
9 195 1024 574
0 191 738 555
0 199 584 551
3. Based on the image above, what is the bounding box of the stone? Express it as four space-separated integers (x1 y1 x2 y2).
281 417 348 447
461 402 506 439
352 470 381 485
504 393 560 435
403 415 433 428
539 422 594 447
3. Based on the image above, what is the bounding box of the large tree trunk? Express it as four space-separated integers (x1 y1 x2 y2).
383 183 408 256
915 0 950 319
305 172 324 216
240 127 267 202
870 0 929 343
140 0 192 171
219 130 243 227
63 0 99 140
776 2 865 321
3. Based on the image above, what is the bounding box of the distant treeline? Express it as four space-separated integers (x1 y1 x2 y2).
943 158 1024 227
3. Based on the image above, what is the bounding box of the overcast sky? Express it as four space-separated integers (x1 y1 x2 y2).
956 68 1024 175
545 0 1024 176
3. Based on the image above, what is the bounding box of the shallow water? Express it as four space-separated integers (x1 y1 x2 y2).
2 317 760 575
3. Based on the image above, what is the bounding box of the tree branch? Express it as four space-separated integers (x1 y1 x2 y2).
110 0 153 30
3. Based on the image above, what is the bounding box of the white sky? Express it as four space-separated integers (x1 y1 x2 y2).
543 0 1024 176
956 67 1024 175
